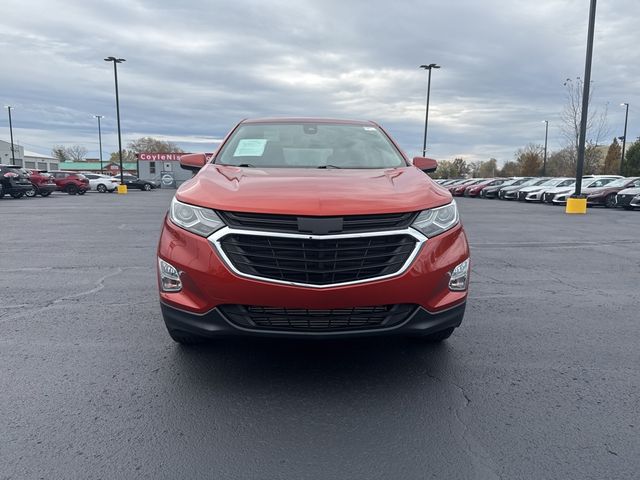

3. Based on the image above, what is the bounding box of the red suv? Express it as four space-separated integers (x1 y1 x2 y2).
157 119 470 344
25 169 58 197
50 171 90 195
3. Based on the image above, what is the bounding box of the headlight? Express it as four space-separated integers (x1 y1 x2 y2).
411 201 459 238
169 197 224 237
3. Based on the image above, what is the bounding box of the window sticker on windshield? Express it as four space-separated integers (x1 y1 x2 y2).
233 139 267 157
363 127 376 131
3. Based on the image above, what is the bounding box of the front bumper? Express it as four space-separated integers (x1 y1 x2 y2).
161 300 466 338
158 216 470 336
36 183 57 194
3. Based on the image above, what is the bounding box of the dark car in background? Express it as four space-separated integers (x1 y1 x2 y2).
0 165 34 199
25 169 58 197
119 174 156 191
499 177 539 200
50 171 90 195
585 177 640 207
480 178 517 198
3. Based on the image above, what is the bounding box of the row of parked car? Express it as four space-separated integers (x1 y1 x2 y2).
435 175 640 209
0 164 158 199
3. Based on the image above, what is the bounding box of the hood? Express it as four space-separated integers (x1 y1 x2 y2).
176 165 451 215
545 186 574 194
618 187 640 195
519 185 544 193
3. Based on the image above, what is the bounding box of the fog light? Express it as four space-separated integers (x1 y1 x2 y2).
159 258 182 292
448 258 469 291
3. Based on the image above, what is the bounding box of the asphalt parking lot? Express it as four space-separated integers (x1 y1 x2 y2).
2 190 639 479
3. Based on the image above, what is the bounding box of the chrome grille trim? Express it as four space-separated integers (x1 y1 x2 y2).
208 227 426 289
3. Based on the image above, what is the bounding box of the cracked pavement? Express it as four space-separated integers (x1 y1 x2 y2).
1 191 639 479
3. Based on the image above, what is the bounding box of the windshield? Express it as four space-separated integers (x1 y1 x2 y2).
582 178 614 188
216 123 406 169
606 178 629 188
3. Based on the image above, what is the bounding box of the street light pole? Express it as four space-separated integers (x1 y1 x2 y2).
104 56 126 187
542 120 549 176
419 63 440 156
620 103 629 175
5 106 15 165
572 0 597 200
94 115 104 174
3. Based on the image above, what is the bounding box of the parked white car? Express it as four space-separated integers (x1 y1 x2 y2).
548 176 622 204
84 173 120 193
520 177 574 202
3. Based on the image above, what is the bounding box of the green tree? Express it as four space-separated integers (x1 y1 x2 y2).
545 147 574 176
450 158 469 177
468 161 482 178
515 143 543 176
478 158 498 177
52 146 69 162
128 137 184 153
500 161 520 177
109 149 136 164
602 137 621 174
623 138 640 176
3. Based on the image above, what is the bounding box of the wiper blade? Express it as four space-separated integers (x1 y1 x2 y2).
317 164 342 169
236 163 255 168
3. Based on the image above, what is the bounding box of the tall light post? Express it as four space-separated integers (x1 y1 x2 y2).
4 105 15 165
567 0 597 215
620 102 629 175
419 63 440 156
542 120 549 176
104 56 126 188
93 115 104 173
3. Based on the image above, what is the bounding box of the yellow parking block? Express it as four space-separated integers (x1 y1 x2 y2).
117 185 128 194
565 197 587 214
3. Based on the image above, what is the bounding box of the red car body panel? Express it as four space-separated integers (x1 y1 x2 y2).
177 165 452 216
465 179 497 197
158 217 468 315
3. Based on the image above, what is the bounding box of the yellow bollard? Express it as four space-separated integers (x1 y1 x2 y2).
117 184 128 194
566 197 587 214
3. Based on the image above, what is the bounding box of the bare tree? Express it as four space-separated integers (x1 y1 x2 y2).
560 77 609 172
128 137 184 153
51 145 87 162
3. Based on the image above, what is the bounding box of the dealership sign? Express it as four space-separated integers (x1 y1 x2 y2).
138 153 186 162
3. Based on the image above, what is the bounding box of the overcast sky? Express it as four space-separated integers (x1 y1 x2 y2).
2 0 639 164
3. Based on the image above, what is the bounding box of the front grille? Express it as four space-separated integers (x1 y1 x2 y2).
616 195 632 206
217 210 417 234
518 191 527 200
219 304 416 331
218 233 417 285
544 192 554 202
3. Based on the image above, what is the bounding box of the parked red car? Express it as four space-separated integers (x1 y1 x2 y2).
452 179 484 196
49 171 90 195
157 118 470 344
25 169 58 197
465 178 506 197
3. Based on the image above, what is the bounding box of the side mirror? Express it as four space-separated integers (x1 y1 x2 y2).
180 153 207 172
412 156 438 173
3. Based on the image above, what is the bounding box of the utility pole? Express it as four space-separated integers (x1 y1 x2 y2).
419 63 440 156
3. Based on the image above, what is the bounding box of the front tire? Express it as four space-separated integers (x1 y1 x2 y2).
143 183 152 191
605 194 616 208
66 184 78 195
97 184 107 193
25 186 37 197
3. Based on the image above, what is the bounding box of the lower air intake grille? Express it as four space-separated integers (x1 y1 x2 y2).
219 304 416 331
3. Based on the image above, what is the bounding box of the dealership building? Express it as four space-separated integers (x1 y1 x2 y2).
1 140 60 171
137 152 196 188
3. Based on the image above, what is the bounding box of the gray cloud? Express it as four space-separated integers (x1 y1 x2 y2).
1 0 639 164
